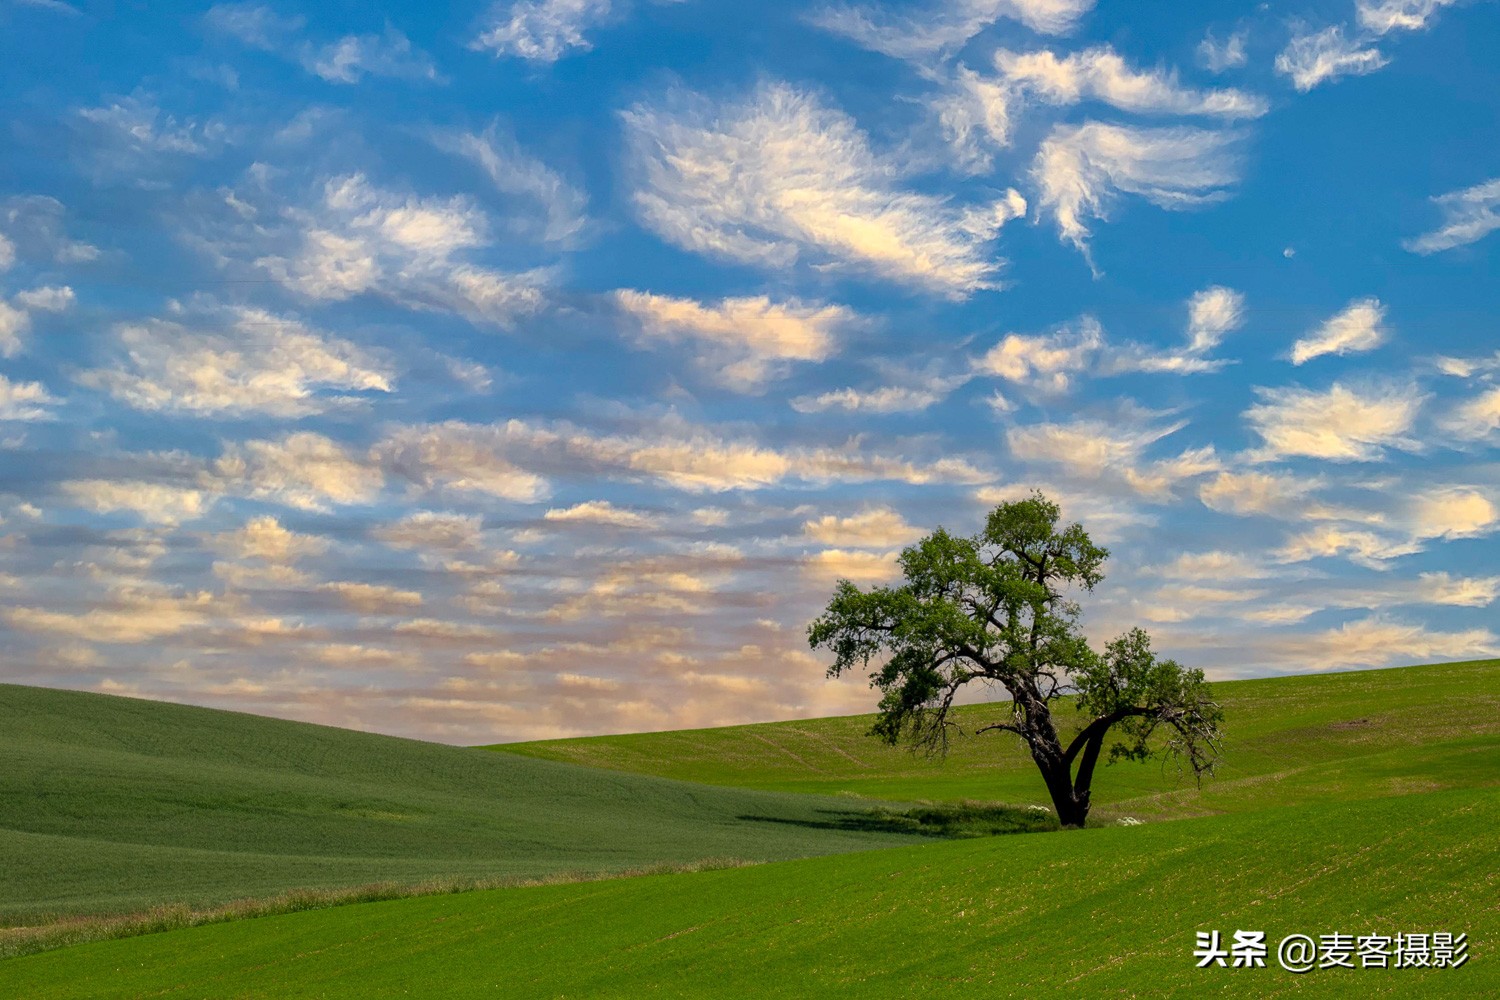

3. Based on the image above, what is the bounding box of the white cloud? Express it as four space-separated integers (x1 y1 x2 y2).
303 29 438 84
1408 486 1497 541
320 581 423 612
207 6 437 84
203 3 303 48
1275 26 1388 91
471 0 613 62
1109 286 1245 374
60 480 215 525
1276 525 1422 567
1006 417 1219 500
805 548 902 583
544 500 659 528
1440 387 1500 442
1032 121 1241 257
995 45 1267 118
976 316 1102 392
1276 486 1495 567
623 81 1026 296
0 374 58 421
215 432 383 511
1264 615 1499 669
1198 29 1249 72
932 66 1016 172
257 174 547 326
77 307 393 417
1244 381 1424 462
1147 550 1270 581
379 417 988 496
1404 177 1500 254
3 586 217 643
76 94 222 157
615 291 849 391
803 508 925 548
1289 298 1388 365
374 511 485 551
790 383 953 414
1198 469 1319 517
1 284 75 357
811 0 1096 67
437 124 589 246
1356 0 1462 34
1 196 99 264
211 515 329 563
13 286 75 311
1419 571 1500 607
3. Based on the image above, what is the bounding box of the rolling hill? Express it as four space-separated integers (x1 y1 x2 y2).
491 658 1500 820
3 659 1497 996
0 683 934 923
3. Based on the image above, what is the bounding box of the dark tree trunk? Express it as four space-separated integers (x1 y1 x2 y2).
1021 696 1096 828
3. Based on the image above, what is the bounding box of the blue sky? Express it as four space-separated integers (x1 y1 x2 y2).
1 0 1497 743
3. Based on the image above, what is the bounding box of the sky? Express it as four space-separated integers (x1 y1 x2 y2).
0 0 1497 744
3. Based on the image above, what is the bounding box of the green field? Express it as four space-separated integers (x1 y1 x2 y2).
3 787 1493 997
493 659 1500 820
2 660 1497 996
0 684 935 922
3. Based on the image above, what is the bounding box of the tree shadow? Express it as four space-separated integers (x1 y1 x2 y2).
740 802 1060 838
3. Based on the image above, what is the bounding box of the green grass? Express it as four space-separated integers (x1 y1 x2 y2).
5 661 1498 996
0 684 945 923
491 659 1500 820
3 787 1493 998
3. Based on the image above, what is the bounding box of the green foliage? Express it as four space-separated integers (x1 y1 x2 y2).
0 684 943 922
6 787 1495 997
807 490 1222 823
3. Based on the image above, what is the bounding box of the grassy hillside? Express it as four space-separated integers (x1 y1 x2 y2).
492 659 1500 820
4 786 1493 998
0 684 940 922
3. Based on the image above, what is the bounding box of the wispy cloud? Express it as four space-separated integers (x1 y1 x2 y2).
1264 614 1499 668
1245 381 1424 462
1275 25 1388 91
1289 298 1388 365
77 305 393 418
1356 0 1463 35
0 284 74 357
1439 386 1500 442
206 5 439 84
471 0 613 62
215 431 383 512
812 0 1096 67
1032 121 1242 259
378 416 989 496
1109 286 1245 374
255 173 548 325
1198 28 1249 72
995 45 1268 118
303 29 440 84
976 315 1102 392
623 81 1026 296
1006 416 1219 500
615 291 850 391
1404 177 1500 253
435 124 589 246
543 499 660 528
802 507 924 547
0 374 59 421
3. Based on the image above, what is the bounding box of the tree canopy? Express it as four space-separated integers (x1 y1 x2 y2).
807 491 1223 827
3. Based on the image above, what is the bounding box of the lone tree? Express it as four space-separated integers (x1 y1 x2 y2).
808 491 1223 827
